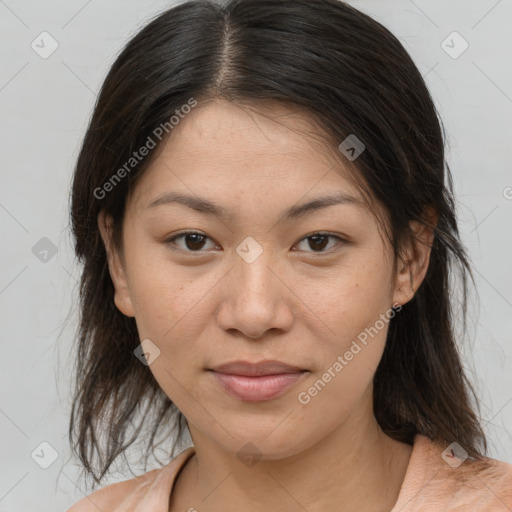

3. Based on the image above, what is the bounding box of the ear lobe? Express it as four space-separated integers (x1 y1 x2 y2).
97 210 135 318
393 209 437 307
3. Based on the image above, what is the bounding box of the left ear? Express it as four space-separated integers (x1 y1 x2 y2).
393 207 438 307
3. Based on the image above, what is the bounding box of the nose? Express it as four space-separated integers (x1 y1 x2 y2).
216 249 294 340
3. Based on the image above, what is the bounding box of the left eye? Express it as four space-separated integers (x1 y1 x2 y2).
164 231 344 253
293 232 344 253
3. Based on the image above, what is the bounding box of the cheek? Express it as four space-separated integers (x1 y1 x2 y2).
125 244 205 335
300 255 394 395
310 257 394 342
126 254 211 402
296 278 392 427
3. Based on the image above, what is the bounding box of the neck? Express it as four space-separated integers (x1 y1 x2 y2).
171 388 412 512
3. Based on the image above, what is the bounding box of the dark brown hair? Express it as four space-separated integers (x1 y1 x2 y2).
69 0 488 485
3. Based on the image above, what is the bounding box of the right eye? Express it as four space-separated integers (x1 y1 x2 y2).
164 231 221 253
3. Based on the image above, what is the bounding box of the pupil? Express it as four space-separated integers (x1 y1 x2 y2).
186 234 205 250
309 235 328 251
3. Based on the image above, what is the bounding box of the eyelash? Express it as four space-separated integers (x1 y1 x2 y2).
163 231 346 255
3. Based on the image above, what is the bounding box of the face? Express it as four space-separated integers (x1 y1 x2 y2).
99 99 430 460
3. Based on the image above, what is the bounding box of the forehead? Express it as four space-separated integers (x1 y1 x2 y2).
130 99 363 213
169 98 333 156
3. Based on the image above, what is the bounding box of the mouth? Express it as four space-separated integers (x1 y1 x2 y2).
207 360 309 402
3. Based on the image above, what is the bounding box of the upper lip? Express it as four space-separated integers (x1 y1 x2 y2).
210 360 305 376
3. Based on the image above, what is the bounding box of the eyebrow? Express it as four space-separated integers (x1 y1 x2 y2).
145 191 363 222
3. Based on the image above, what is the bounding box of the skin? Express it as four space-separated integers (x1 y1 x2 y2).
98 98 435 512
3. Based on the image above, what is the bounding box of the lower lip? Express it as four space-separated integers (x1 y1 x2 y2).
210 371 307 402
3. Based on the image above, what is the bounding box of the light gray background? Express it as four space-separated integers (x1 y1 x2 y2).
0 0 511 510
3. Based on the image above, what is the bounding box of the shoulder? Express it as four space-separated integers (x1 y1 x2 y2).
398 434 512 511
65 469 160 512
66 447 196 512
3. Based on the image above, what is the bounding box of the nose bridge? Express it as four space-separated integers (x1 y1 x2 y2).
218 236 291 338
235 237 279 305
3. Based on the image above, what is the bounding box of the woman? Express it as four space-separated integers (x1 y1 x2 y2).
67 0 512 510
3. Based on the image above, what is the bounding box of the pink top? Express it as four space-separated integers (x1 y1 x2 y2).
67 434 512 511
